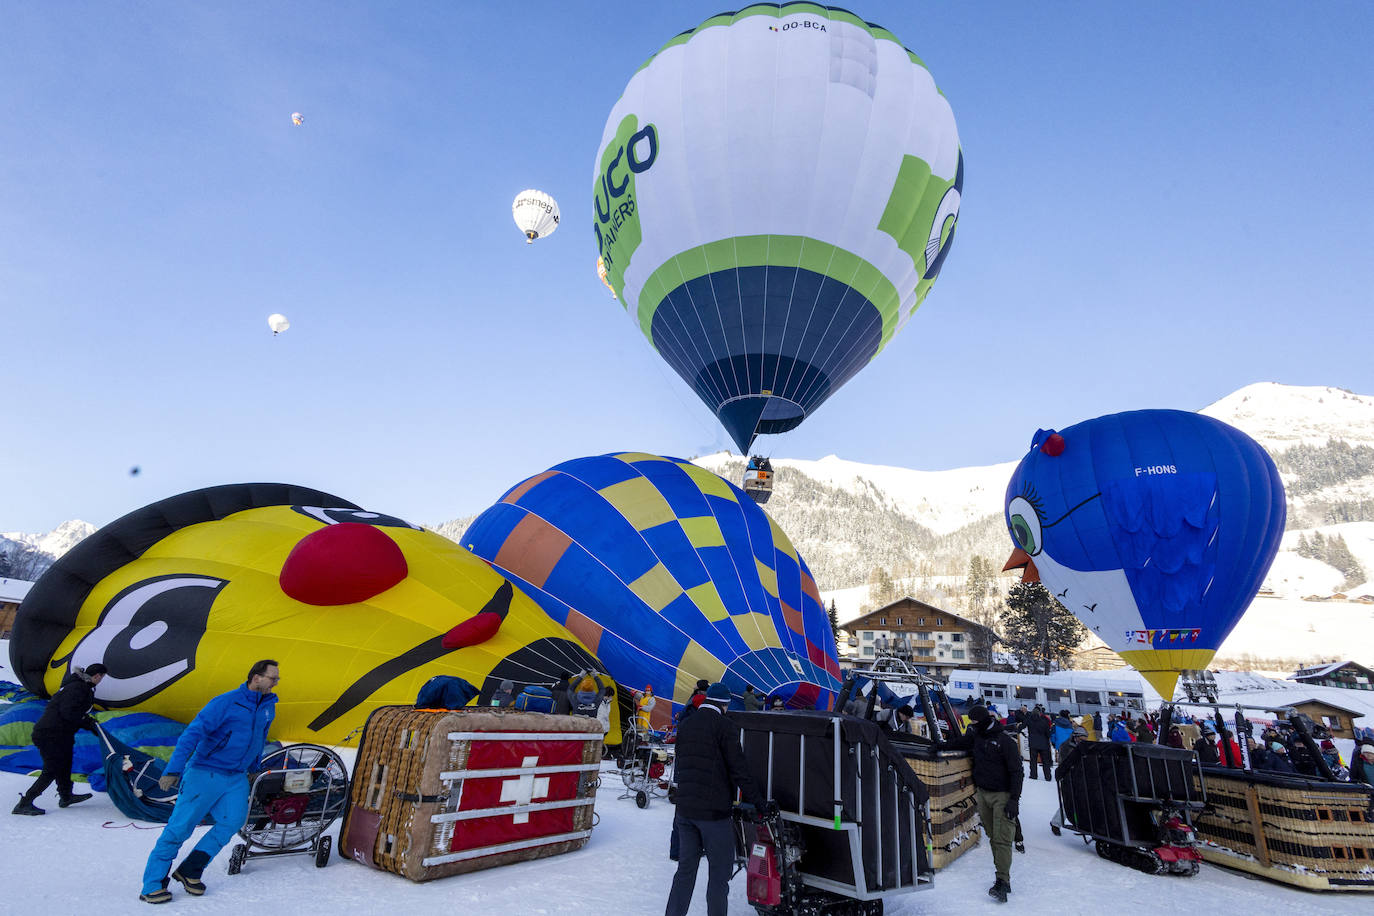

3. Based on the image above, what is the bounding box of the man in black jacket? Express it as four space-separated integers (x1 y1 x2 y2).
944 703 1022 903
665 682 766 916
13 664 107 815
1024 705 1053 780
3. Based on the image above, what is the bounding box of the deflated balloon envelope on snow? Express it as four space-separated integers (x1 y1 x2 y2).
594 5 963 454
462 452 842 726
9 483 611 744
1001 411 1285 699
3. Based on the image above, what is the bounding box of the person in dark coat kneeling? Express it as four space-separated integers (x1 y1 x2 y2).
665 682 767 916
943 703 1022 903
13 664 107 815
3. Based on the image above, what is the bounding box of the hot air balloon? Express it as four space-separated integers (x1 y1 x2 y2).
512 189 559 243
1001 411 1285 699
593 5 963 454
462 452 842 725
596 256 616 299
267 313 290 335
8 484 612 744
291 112 304 126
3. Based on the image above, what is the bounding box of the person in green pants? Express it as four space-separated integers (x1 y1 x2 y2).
942 703 1023 902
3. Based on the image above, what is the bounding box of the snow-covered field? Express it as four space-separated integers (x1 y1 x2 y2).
2 751 1370 915
3 645 1372 913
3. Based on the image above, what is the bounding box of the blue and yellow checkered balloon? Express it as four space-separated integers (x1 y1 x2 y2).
463 453 841 725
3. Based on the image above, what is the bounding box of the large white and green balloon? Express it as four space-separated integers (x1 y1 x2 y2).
594 4 963 453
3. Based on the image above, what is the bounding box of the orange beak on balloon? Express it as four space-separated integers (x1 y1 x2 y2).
1003 548 1040 583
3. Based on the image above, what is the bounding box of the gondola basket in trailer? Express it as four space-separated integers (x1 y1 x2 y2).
1190 766 1374 892
1052 741 1207 875
731 711 934 914
897 743 981 869
340 707 604 881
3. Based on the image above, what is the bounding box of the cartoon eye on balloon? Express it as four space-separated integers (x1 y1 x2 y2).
1006 495 1043 557
68 575 228 705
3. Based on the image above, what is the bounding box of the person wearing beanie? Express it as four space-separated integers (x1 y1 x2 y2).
490 679 517 708
12 664 107 816
741 685 762 712
675 679 713 726
666 682 767 916
636 685 657 731
1259 740 1296 774
875 703 915 735
941 702 1023 903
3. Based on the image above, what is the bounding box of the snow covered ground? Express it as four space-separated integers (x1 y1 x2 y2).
3 645 1371 913
4 747 1372 913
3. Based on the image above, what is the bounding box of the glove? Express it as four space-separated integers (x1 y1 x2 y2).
1004 799 1019 820
158 773 180 792
82 715 99 733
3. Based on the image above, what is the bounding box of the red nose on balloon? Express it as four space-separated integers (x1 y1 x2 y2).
1041 433 1066 456
280 523 408 605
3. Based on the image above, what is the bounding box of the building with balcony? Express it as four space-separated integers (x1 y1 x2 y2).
840 597 996 681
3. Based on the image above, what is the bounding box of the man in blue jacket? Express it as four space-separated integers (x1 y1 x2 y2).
138 660 279 904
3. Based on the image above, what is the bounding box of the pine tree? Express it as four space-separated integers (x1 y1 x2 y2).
1296 532 1312 558
827 599 840 639
1324 534 1366 589
963 555 998 666
1000 582 1086 674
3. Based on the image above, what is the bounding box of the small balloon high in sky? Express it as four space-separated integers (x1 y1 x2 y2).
512 189 559 244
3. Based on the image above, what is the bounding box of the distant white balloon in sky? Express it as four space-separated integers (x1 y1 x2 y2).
291 112 304 126
512 190 559 244
267 313 290 335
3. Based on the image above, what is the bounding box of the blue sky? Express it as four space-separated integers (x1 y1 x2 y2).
3 1 1371 533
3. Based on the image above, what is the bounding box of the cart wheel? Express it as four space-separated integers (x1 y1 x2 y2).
1184 859 1200 877
315 835 332 868
636 790 648 809
227 843 247 875
1050 825 1061 836
1095 841 1111 860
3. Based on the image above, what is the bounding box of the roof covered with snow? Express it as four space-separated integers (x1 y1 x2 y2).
0 577 34 604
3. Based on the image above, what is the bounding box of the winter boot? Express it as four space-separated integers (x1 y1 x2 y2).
12 794 46 816
59 791 93 808
172 850 211 896
139 880 173 905
988 879 1011 903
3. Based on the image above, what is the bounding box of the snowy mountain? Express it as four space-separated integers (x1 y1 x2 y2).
1201 382 1374 449
7 384 1373 648
1 519 96 557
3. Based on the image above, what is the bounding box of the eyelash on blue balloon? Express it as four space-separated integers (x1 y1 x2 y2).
1018 484 1047 521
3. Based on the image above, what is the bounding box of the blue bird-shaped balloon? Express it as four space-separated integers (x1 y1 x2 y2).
1002 410 1285 698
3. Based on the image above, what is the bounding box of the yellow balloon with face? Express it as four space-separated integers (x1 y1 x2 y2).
10 484 616 744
